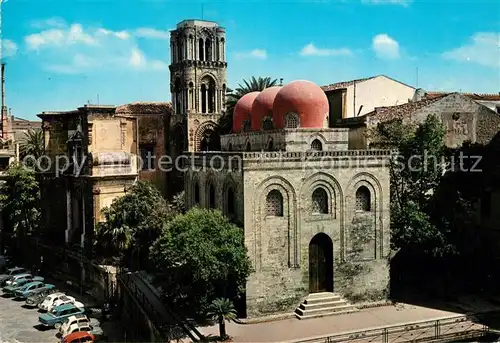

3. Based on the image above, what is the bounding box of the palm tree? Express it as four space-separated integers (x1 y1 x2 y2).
219 76 279 134
206 298 237 340
94 211 134 265
19 128 44 160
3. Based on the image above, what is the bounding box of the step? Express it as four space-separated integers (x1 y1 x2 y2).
300 299 348 311
295 307 358 320
295 304 356 317
304 294 342 305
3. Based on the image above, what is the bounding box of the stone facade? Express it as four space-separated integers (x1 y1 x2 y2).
342 93 500 149
38 105 138 256
184 129 391 317
169 20 227 153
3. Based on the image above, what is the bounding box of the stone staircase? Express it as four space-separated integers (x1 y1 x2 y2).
295 292 358 319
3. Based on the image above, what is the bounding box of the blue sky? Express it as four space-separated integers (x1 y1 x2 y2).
1 0 499 120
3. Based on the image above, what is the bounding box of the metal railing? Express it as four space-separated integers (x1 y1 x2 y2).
118 271 203 342
291 315 488 343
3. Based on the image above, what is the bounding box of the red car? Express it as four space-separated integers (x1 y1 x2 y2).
62 331 95 343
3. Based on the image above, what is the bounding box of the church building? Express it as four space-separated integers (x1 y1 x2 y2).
169 20 392 318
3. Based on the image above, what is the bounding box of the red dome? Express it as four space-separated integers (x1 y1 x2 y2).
232 92 260 133
272 80 329 129
250 86 282 131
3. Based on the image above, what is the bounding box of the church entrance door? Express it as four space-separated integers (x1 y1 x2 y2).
309 233 333 293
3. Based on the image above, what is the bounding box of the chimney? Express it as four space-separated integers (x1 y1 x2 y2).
1 63 8 139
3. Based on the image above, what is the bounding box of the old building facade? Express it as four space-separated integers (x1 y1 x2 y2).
184 80 391 317
341 93 500 150
169 19 227 153
38 105 139 256
321 75 417 125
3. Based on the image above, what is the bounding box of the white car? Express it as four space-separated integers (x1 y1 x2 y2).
57 314 99 332
38 292 66 311
5 273 31 286
51 295 84 311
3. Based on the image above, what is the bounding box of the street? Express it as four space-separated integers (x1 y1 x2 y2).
0 292 56 343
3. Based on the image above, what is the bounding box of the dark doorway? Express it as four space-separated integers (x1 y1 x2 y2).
309 233 333 293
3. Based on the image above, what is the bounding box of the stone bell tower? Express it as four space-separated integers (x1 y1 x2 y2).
169 20 227 153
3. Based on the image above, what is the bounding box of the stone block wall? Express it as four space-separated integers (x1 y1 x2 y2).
242 152 391 317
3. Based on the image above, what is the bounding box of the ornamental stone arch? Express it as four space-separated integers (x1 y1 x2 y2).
254 176 298 270
301 172 343 220
198 72 219 85
191 172 201 207
194 120 220 151
222 174 238 219
345 172 383 260
307 133 327 151
205 171 219 209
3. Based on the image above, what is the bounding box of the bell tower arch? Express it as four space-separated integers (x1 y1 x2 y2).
169 20 227 152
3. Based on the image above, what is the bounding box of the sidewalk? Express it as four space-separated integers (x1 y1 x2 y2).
197 301 495 342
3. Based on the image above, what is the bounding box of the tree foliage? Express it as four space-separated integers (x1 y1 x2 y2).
149 208 252 317
0 163 40 242
94 181 181 267
369 116 452 255
19 129 44 160
218 76 279 134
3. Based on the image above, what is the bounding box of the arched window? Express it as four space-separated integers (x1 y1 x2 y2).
266 190 283 216
201 84 207 113
311 139 322 151
246 142 251 151
194 182 200 204
198 38 204 61
208 183 216 208
227 187 235 215
262 117 273 130
227 143 233 151
312 188 328 214
285 112 300 128
267 139 274 151
174 78 182 114
356 186 371 211
205 38 212 61
243 120 251 132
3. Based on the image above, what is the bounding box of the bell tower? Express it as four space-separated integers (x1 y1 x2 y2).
169 20 227 152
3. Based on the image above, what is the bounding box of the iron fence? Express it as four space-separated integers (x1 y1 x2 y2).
293 315 488 343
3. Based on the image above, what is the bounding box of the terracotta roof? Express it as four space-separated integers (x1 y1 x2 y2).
321 77 375 92
426 91 500 101
115 102 172 115
366 94 448 122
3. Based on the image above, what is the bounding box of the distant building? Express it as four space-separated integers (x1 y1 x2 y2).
339 93 500 149
426 91 500 114
321 75 417 124
11 116 41 141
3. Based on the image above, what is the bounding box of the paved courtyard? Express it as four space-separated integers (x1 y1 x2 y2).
198 298 500 343
0 293 56 343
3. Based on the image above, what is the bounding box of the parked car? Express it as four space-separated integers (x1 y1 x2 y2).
2 275 44 295
57 314 99 332
62 331 94 343
0 267 29 285
51 295 84 311
25 288 58 308
61 322 104 339
38 292 66 311
38 303 85 327
5 273 43 286
14 281 55 299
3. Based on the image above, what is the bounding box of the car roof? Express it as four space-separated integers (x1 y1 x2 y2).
23 281 42 287
54 303 77 311
9 267 26 272
63 331 94 341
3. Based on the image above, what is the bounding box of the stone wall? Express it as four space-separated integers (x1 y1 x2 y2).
221 129 349 152
184 150 391 317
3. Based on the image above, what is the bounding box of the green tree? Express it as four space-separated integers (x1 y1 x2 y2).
369 116 451 255
150 208 252 318
218 76 279 134
94 181 178 267
19 129 44 160
206 298 237 340
0 163 40 250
